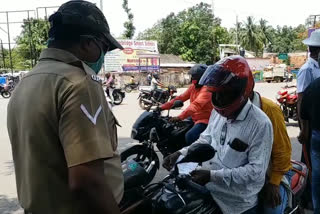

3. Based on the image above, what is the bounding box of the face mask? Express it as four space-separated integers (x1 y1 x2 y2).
85 50 104 74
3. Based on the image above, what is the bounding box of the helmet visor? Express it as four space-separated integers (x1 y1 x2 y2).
199 64 235 90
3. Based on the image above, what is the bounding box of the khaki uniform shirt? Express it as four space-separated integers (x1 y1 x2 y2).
7 48 124 214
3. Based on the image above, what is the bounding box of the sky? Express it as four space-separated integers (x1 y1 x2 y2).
0 0 320 47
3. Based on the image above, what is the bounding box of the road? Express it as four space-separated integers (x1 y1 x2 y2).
0 82 304 213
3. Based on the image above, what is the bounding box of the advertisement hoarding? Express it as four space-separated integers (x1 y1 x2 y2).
104 40 160 72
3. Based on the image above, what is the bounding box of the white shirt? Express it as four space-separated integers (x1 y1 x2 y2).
180 100 273 214
150 77 159 90
297 57 320 93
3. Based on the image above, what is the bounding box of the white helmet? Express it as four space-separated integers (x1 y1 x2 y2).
303 29 320 47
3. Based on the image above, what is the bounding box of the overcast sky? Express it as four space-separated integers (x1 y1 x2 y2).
1 0 320 46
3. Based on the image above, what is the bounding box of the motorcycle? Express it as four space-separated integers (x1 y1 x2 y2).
151 144 309 214
0 84 11 98
124 83 139 93
105 87 126 105
121 100 193 185
276 85 298 122
138 85 177 110
121 142 308 214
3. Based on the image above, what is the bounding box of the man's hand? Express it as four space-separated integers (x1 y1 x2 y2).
190 170 210 186
298 130 309 144
264 183 281 208
163 151 181 171
169 117 181 123
69 160 120 214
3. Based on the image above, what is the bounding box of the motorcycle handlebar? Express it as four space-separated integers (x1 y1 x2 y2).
183 176 210 195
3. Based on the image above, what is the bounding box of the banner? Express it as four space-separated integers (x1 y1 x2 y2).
104 40 160 72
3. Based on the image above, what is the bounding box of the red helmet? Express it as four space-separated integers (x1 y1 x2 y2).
199 56 254 118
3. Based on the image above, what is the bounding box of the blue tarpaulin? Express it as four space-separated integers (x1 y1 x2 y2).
0 77 6 85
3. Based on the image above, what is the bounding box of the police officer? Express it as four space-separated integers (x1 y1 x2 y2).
7 1 123 214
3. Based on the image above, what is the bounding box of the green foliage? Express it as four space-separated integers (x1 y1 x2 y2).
137 3 228 64
229 17 308 56
15 18 50 68
122 0 135 39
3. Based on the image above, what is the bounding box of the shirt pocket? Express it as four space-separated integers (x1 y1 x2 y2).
221 145 248 169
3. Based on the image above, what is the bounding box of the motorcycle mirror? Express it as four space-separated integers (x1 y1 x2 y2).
178 144 216 164
172 100 184 109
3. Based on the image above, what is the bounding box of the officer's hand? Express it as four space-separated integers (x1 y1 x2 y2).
264 183 281 208
169 117 181 123
190 170 210 186
298 131 309 145
163 151 181 171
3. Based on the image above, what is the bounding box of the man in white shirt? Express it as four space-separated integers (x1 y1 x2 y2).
163 56 273 214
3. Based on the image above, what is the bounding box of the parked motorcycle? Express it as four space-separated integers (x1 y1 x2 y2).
124 83 139 93
121 101 193 185
0 84 11 98
276 85 298 122
138 85 177 110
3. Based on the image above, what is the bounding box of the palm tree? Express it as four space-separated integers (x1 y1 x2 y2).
259 18 272 48
240 16 264 56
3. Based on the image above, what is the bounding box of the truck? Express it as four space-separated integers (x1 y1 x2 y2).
263 64 292 83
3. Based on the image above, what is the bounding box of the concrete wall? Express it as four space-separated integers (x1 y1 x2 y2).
103 66 192 88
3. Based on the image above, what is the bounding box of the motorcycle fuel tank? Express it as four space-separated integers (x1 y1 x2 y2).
131 111 159 141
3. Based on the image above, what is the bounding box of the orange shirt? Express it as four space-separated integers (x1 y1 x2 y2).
161 84 213 124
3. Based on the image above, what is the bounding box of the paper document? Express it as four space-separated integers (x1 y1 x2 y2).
176 156 199 175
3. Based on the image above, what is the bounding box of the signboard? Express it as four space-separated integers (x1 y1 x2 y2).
104 40 160 72
278 53 288 60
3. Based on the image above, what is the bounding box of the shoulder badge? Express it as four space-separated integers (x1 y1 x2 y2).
91 75 102 84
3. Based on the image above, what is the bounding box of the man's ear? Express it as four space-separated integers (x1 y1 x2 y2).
79 38 91 53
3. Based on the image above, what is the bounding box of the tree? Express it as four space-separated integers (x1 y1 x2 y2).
15 18 50 68
258 19 273 48
122 0 135 39
240 16 264 56
137 3 227 64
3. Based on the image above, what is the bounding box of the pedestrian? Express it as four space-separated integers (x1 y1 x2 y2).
296 29 320 208
163 56 273 214
147 72 152 85
300 75 320 213
7 1 124 214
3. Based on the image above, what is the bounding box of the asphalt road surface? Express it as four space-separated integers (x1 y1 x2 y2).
0 82 306 213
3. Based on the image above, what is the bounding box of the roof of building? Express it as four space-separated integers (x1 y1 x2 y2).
246 58 270 71
160 54 194 64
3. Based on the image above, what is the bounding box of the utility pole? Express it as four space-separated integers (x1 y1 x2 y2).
211 0 214 16
236 15 239 46
100 0 103 12
6 12 13 74
0 39 5 69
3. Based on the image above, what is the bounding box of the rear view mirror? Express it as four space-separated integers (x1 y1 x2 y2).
172 100 184 109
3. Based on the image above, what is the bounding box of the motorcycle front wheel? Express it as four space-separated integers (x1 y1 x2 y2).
121 145 160 185
1 91 11 98
139 98 152 110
